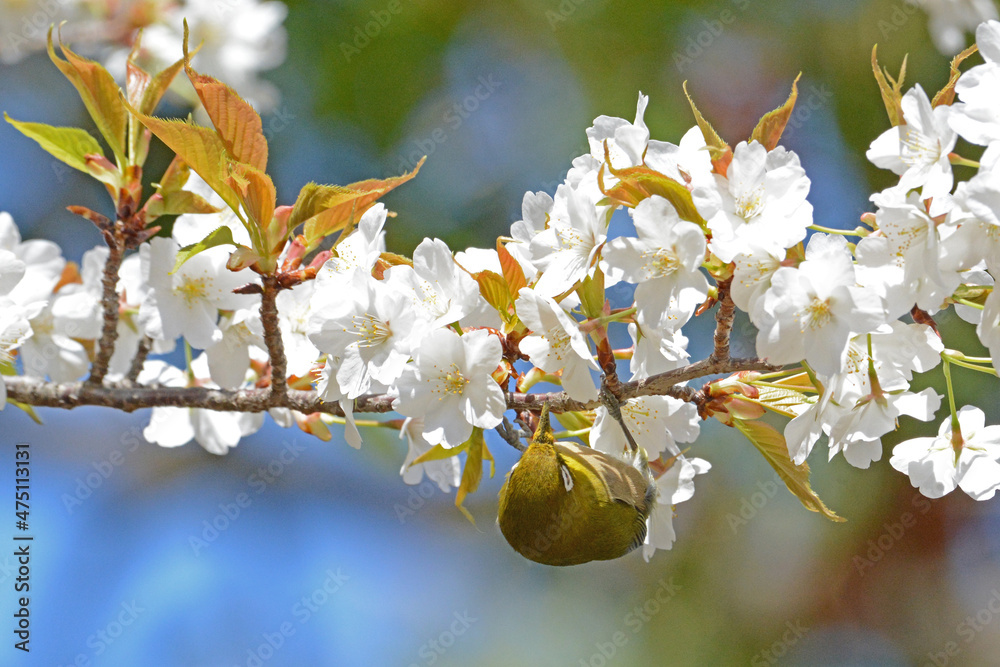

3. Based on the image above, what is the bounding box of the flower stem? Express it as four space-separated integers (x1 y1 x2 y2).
579 306 637 333
948 153 980 169
953 297 984 311
807 224 866 237
184 340 195 384
942 355 962 441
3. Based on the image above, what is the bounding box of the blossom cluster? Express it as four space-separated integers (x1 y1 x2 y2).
0 0 287 109
4 15 1000 561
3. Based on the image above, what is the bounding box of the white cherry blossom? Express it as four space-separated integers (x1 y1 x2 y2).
385 237 483 330
643 455 711 559
891 405 1000 499
399 417 461 492
693 141 813 263
601 195 708 326
138 237 256 350
394 328 506 448
591 395 700 460
866 84 957 198
309 270 420 399
921 0 998 54
529 174 611 297
754 234 885 376
949 20 1000 145
514 288 599 402
587 92 650 170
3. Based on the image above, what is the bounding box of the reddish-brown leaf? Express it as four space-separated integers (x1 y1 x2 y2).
750 73 802 151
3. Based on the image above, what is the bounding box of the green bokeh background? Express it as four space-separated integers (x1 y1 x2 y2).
2 0 1000 665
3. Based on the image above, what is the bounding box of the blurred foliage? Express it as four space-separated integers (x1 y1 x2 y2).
3 1 1000 665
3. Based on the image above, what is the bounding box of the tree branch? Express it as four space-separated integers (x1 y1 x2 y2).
124 335 152 384
260 275 288 403
6 358 779 416
85 236 124 386
710 276 735 363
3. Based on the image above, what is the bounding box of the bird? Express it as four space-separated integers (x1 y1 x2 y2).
497 404 656 566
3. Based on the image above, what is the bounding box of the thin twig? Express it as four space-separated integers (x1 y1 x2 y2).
259 275 288 403
710 277 735 363
599 373 640 453
85 237 124 386
124 335 152 384
495 416 528 452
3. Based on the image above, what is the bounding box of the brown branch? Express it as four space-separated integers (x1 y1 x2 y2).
3 377 386 416
85 237 124 386
5 357 780 416
124 336 152 384
710 276 735 363
260 275 288 403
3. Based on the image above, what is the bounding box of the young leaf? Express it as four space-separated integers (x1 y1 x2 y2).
226 162 276 233
183 23 268 172
932 43 978 108
139 55 188 117
497 240 527 295
157 155 192 194
598 152 706 228
129 112 241 214
4 114 104 174
734 418 845 522
411 443 466 466
126 33 188 162
683 80 732 174
171 225 238 274
294 157 425 251
750 73 801 151
577 268 605 320
475 270 515 323
47 28 127 164
743 385 813 419
455 428 493 525
871 45 908 127
144 190 221 219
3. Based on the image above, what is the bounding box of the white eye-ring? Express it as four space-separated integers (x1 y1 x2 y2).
560 463 574 492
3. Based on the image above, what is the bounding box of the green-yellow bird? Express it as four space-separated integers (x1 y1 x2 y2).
497 404 656 566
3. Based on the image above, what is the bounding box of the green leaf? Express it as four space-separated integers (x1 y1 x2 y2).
455 428 492 525
411 442 466 467
7 400 43 425
750 73 801 151
734 418 845 523
746 386 814 419
577 268 605 320
4 114 104 174
146 190 221 219
128 111 241 214
291 157 425 252
47 28 127 164
171 226 237 274
475 270 514 321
